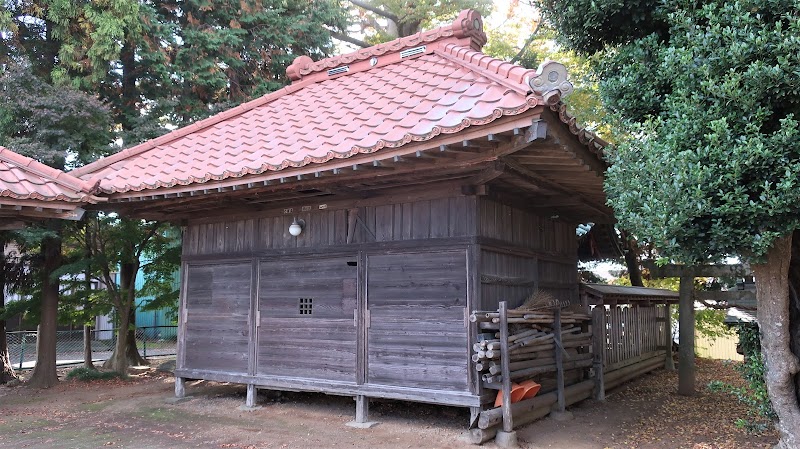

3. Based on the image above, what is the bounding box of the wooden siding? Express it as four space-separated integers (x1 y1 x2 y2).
478 197 574 252
174 190 586 404
480 250 537 311
366 251 469 391
477 197 578 308
602 304 667 370
182 196 477 256
183 263 251 373
257 256 358 381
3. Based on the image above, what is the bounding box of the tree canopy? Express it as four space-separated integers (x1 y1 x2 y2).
540 0 800 265
539 0 800 446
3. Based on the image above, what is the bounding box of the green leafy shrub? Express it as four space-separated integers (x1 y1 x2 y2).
65 367 124 381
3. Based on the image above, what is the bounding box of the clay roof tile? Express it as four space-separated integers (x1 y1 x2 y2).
72 9 600 195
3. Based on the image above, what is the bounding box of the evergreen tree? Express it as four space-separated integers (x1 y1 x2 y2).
539 1 800 445
1 0 348 380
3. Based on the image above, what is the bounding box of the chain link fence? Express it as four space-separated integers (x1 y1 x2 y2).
5 325 177 370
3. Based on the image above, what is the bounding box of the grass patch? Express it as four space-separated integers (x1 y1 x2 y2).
65 367 123 382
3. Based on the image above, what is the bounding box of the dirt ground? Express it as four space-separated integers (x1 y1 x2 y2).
0 358 778 449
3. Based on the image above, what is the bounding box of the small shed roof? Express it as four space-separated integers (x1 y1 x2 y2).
0 146 104 228
72 10 610 222
581 283 679 304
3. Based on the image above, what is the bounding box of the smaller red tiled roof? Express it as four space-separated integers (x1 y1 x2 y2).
0 146 103 204
72 9 602 197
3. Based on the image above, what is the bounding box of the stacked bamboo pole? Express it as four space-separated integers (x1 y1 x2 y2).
470 309 593 386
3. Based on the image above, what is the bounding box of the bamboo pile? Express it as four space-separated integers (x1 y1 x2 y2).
470 309 592 386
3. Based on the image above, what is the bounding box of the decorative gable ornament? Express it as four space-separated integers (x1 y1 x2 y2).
528 60 574 106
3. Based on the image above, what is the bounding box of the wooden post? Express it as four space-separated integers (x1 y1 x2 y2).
591 306 606 401
499 301 514 432
355 395 369 423
554 307 565 412
470 407 482 429
246 384 257 408
175 376 185 398
664 304 675 371
678 273 695 395
495 301 518 447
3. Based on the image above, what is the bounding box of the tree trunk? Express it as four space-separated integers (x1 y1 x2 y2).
1 239 18 384
83 224 94 370
104 302 131 374
0 324 15 383
102 262 145 372
28 229 61 388
120 39 137 132
125 307 146 366
752 234 800 449
1 295 18 383
83 325 93 369
619 229 644 287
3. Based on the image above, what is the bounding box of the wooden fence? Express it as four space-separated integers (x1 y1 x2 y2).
602 304 669 370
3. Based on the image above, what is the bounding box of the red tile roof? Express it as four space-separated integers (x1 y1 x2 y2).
0 146 103 204
72 9 599 195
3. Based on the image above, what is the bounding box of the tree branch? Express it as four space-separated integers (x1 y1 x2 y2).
329 30 371 49
511 18 544 64
134 222 161 259
349 0 399 24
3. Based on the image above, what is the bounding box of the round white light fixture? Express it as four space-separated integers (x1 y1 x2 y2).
289 218 305 236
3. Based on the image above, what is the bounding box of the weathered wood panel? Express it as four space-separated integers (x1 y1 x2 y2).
257 256 358 381
477 197 576 255
366 250 469 391
476 197 578 308
601 304 667 370
480 249 537 312
182 196 478 256
184 263 251 373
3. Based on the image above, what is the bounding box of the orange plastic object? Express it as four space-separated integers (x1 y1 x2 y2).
494 383 527 407
519 379 541 400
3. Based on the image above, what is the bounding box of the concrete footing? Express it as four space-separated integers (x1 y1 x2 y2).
550 410 574 421
495 430 519 448
164 396 194 404
345 421 380 429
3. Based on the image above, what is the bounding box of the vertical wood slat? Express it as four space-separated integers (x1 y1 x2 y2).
554 307 565 412
665 304 675 370
357 250 367 385
499 301 514 433
467 244 480 395
176 261 189 370
188 193 491 253
248 259 259 377
592 306 606 401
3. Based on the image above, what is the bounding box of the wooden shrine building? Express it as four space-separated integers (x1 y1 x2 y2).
71 10 613 424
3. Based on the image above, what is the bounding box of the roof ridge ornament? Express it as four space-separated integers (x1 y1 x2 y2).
529 60 574 106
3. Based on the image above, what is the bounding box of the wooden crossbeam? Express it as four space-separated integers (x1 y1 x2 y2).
501 158 612 218
643 261 751 278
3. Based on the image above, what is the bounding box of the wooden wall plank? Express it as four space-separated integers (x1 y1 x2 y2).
183 262 252 374
366 250 469 392
257 256 358 381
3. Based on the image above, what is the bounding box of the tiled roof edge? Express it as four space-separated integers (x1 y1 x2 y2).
436 43 538 93
549 102 608 159
286 9 488 83
0 146 105 202
96 101 541 195
70 82 311 180
432 44 608 159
